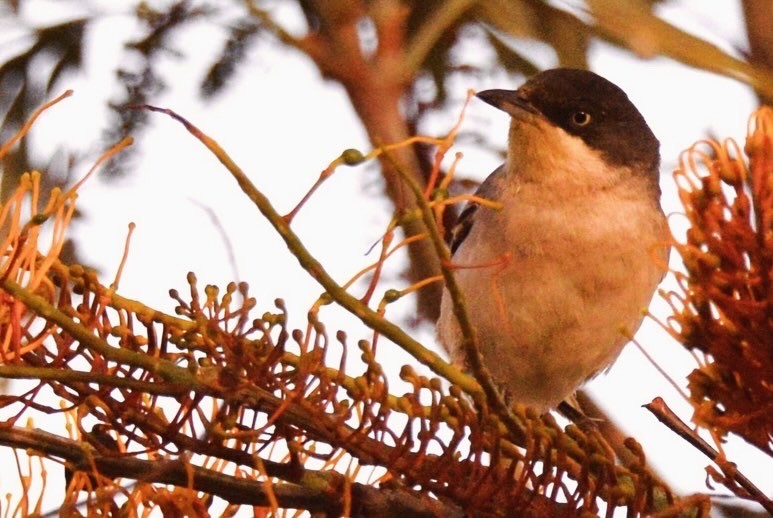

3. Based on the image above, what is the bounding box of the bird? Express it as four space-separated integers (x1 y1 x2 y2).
436 68 670 414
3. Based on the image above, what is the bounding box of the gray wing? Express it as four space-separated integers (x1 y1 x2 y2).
449 204 477 254
448 165 504 255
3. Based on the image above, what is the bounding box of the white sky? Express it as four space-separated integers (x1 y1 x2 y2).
1 1 770 515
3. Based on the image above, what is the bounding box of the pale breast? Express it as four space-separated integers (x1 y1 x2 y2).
437 173 668 411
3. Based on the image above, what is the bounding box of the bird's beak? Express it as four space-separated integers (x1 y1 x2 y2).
476 89 538 116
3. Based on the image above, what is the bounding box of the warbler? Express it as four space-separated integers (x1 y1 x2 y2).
437 68 669 413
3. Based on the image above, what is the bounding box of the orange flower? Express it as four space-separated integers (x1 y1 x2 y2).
669 107 772 454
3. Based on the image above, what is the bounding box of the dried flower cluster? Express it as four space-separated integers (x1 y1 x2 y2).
666 107 772 455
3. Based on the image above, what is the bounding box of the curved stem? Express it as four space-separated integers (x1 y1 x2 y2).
138 104 482 398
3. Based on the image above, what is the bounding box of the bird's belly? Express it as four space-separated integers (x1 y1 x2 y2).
437 194 667 412
457 260 642 410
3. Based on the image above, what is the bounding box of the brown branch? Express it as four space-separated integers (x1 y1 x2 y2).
574 390 671 490
644 397 773 514
246 0 444 321
0 365 187 397
0 426 465 516
742 0 773 105
587 2 773 99
381 148 527 446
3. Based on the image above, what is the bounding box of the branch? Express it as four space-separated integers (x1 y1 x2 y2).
644 397 773 514
0 365 186 397
132 104 483 399
0 426 465 516
381 149 527 445
245 1 448 321
587 0 773 98
742 0 773 104
1 277 197 386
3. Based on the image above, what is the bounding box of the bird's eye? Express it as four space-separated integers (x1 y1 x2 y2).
572 111 591 126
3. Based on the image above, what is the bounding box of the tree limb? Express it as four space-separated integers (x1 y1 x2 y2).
0 426 465 516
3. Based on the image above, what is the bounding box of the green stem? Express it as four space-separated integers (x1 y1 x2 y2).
1 277 195 385
142 105 481 398
382 151 526 443
0 365 187 396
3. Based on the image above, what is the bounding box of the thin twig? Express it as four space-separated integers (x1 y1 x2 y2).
132 104 483 399
381 147 527 446
644 397 773 514
0 365 187 396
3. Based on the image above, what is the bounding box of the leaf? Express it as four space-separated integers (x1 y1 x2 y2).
475 0 590 68
484 29 540 77
200 19 261 98
587 0 773 98
0 18 88 185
